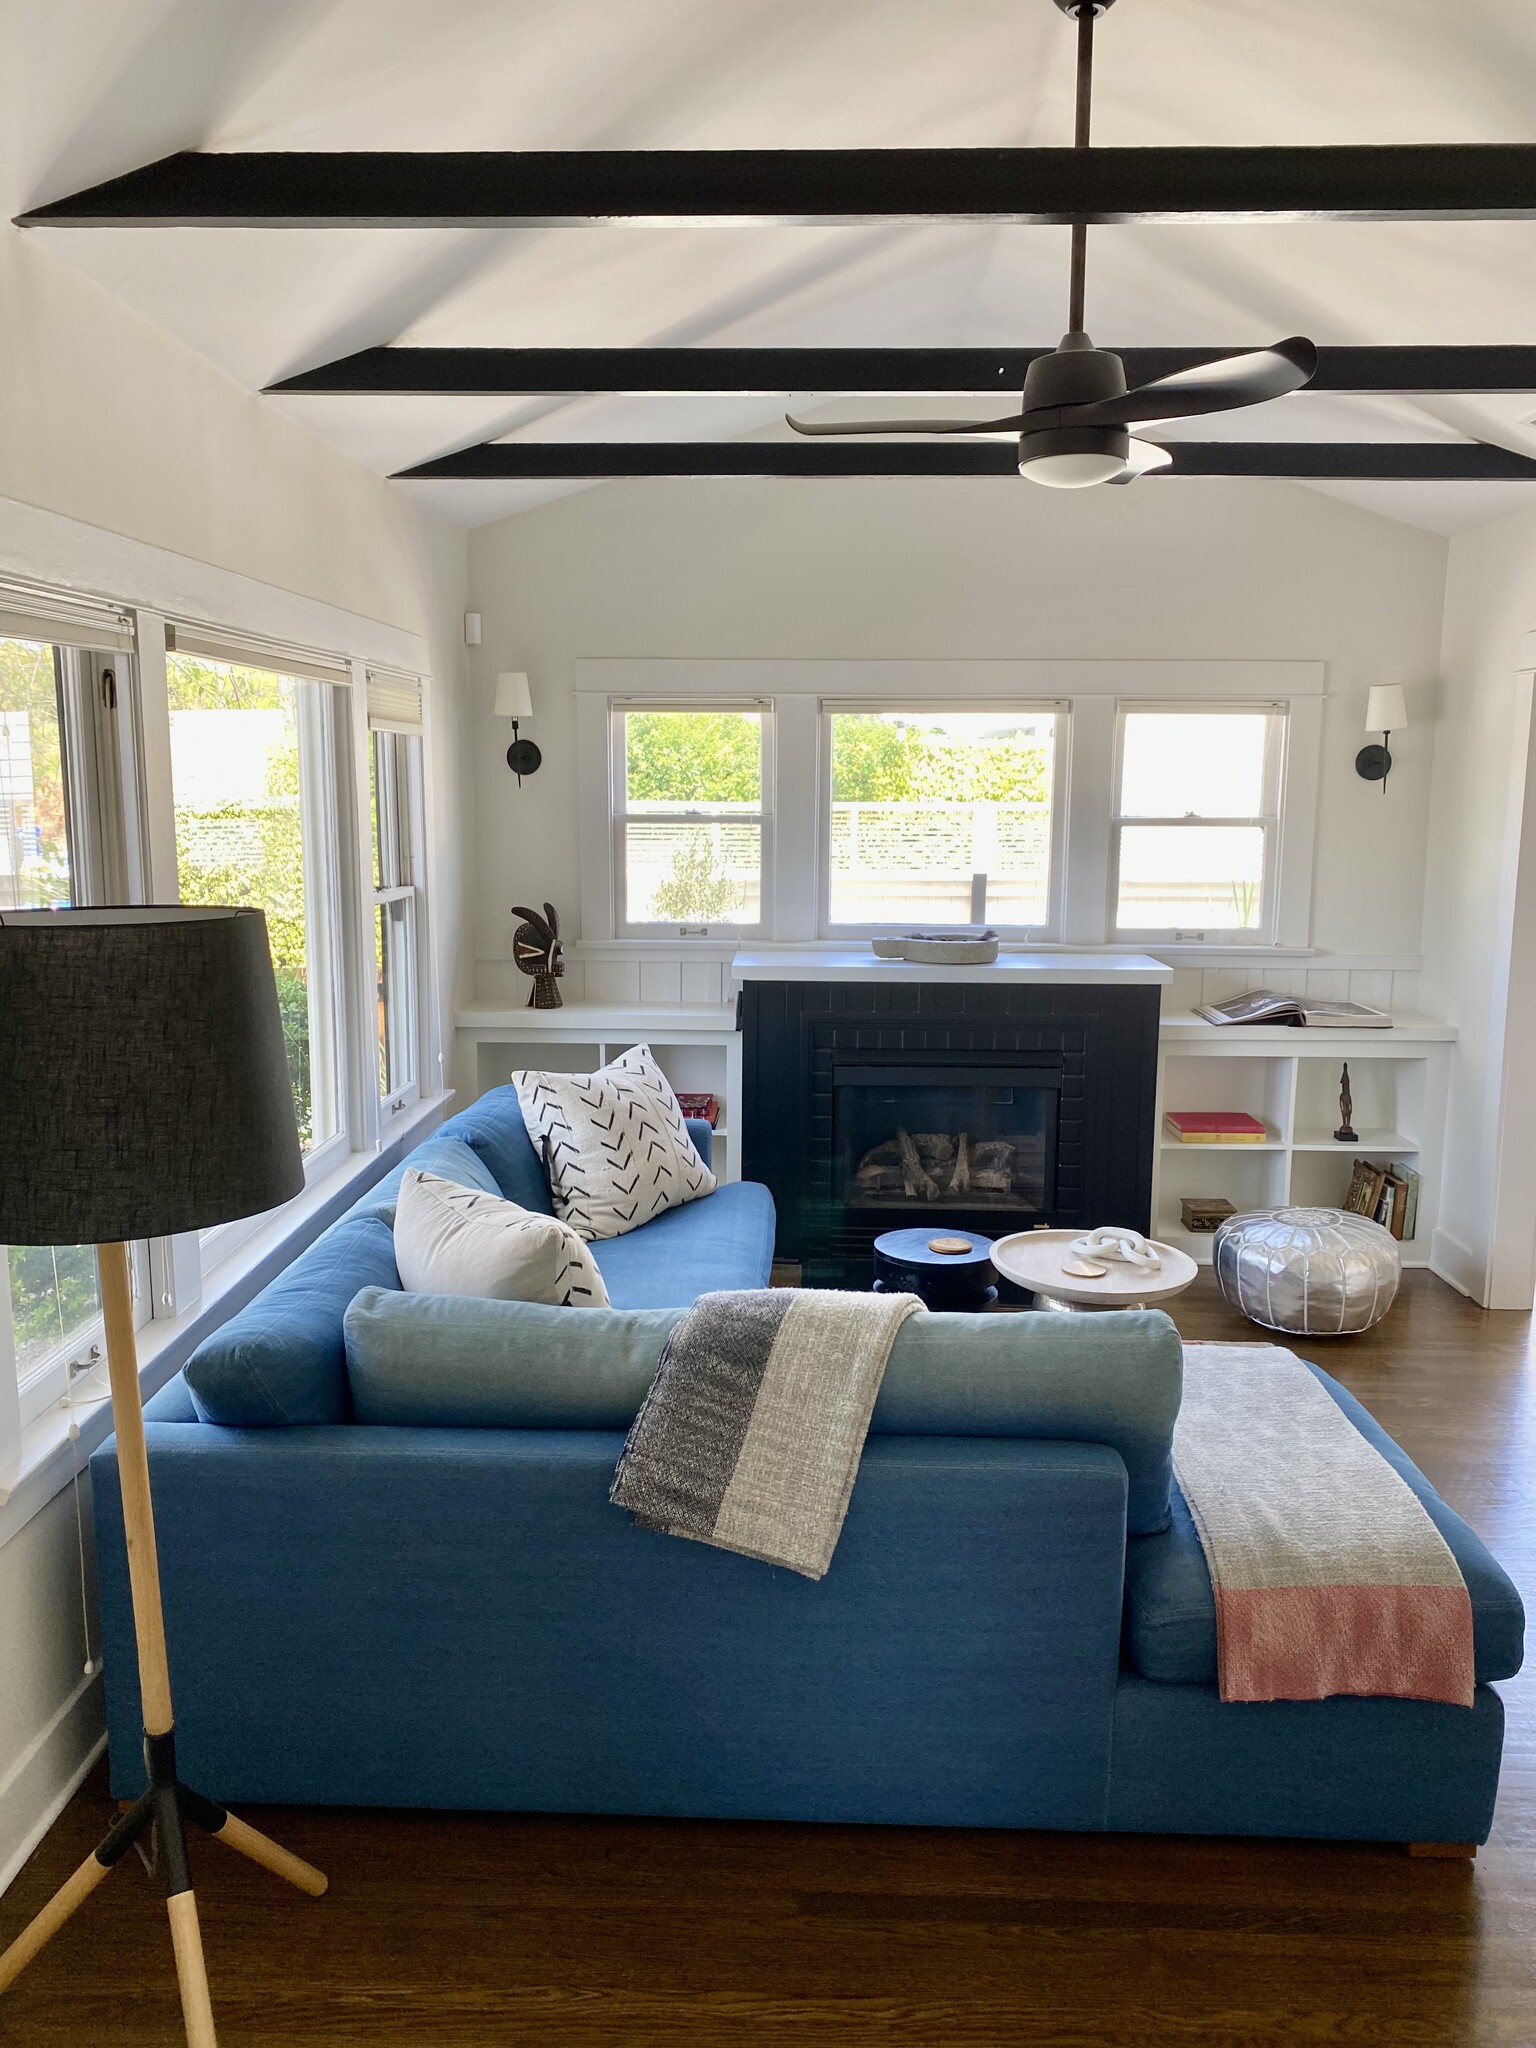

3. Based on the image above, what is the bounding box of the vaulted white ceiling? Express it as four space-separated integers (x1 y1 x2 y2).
8 0 1536 534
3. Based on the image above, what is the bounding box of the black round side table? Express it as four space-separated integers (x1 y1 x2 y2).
872 1226 998 1311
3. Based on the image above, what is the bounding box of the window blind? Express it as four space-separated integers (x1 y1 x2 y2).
366 672 424 735
165 621 352 687
0 581 135 654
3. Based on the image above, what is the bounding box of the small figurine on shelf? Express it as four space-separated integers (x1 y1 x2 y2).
1334 1061 1358 1144
512 901 564 1009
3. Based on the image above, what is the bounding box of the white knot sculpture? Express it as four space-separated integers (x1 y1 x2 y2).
1069 1226 1162 1273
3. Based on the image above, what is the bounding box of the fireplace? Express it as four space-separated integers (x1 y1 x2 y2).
739 971 1161 1288
836 1058 1059 1217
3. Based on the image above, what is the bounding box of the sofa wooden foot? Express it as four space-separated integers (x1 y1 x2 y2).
1407 1841 1478 1859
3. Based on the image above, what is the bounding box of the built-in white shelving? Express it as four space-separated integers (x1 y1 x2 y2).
454 1003 742 1182
456 996 1454 1263
1153 1014 1453 1268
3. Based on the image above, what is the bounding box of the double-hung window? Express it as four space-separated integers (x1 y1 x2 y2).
1 603 149 1438
368 674 426 1118
1110 705 1287 941
612 705 769 933
165 642 348 1180
824 708 1063 933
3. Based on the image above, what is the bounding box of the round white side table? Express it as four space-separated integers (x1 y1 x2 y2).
991 1228 1198 1312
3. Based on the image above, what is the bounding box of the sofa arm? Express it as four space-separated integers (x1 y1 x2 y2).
685 1117 713 1170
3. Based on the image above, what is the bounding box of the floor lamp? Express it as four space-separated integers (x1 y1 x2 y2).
0 906 329 2048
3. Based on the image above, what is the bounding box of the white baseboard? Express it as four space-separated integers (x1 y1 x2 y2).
1429 1227 1484 1304
0 1670 106 1898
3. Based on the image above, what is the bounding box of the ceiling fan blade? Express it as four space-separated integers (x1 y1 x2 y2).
1107 438 1175 485
1072 338 1318 428
784 411 1027 437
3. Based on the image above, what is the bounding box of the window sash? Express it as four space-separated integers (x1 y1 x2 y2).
819 705 1068 938
371 728 427 1120
1109 704 1287 939
610 705 771 935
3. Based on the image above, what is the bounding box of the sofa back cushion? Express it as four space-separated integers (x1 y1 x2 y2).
434 1086 554 1214
343 1292 1181 1532
346 1134 503 1227
185 1213 400 1426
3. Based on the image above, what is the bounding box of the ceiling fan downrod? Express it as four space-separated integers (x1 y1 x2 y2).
1053 0 1116 333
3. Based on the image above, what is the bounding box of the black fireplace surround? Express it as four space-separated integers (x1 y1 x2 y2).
740 978 1161 1288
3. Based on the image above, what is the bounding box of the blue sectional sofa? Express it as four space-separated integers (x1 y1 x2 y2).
92 1086 1523 1845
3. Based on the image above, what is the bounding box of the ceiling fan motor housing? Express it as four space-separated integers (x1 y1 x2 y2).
1019 333 1131 479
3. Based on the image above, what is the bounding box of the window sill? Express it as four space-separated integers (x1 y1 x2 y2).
0 1089 454 1550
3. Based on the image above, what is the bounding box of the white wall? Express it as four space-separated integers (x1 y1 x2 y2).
1422 505 1536 1306
0 231 473 1890
465 474 1448 991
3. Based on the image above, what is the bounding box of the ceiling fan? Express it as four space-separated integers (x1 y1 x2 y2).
786 0 1317 488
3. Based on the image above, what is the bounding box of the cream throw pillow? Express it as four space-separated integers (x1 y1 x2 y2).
393 1169 609 1308
513 1043 717 1242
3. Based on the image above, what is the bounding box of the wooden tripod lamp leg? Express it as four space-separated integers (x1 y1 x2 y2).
0 1245 325 2046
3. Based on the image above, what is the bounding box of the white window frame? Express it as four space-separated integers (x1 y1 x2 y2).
1108 701 1290 946
370 723 427 1125
817 701 1070 940
576 660 1322 951
608 700 773 939
0 621 151 1447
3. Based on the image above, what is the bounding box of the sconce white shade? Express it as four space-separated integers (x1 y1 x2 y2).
1365 685 1407 733
495 671 533 720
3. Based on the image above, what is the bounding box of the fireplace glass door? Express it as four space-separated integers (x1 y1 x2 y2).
834 1063 1059 1217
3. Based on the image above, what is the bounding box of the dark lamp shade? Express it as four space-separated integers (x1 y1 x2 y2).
0 907 306 1244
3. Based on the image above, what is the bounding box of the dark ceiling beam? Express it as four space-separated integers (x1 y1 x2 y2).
19 145 1536 229
270 344 1536 397
392 442 1536 482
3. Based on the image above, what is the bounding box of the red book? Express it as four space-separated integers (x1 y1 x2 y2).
1165 1110 1268 1144
676 1092 720 1127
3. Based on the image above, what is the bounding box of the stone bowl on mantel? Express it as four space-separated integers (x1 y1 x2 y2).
870 935 1001 965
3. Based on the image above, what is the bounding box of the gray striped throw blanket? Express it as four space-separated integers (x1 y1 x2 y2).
611 1288 925 1579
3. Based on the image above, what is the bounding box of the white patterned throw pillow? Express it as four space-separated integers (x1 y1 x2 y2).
513 1044 717 1241
393 1169 610 1307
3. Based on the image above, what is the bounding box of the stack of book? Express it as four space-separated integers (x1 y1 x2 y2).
1164 1110 1269 1144
675 1092 720 1127
1344 1158 1420 1241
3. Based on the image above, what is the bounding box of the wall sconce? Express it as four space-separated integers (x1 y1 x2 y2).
1356 684 1407 793
496 672 541 785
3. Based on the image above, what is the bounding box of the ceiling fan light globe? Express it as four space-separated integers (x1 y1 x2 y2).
1017 422 1130 489
1019 449 1129 488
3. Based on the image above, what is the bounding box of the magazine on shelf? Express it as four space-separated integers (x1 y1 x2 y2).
1194 987 1392 1029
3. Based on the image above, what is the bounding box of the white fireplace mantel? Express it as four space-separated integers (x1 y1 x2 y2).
729 948 1173 987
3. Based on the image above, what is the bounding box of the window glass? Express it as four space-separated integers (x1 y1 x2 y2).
828 711 1056 927
620 710 763 927
1116 825 1267 931
1112 709 1279 934
167 654 341 1151
1119 711 1268 817
9 1246 100 1381
1 636 106 1402
0 637 71 909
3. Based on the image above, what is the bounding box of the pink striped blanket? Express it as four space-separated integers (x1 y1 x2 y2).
1172 1345 1475 1707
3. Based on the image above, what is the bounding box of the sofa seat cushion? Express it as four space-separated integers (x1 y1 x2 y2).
586 1181 776 1307
183 1212 400 1426
1123 1364 1524 1686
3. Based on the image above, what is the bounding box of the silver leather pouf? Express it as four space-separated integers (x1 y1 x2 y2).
1213 1206 1401 1335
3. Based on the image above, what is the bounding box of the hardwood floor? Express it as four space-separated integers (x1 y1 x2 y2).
2 1270 1532 2046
